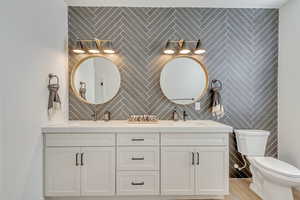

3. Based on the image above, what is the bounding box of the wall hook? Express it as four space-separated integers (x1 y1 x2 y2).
48 73 59 85
210 79 222 90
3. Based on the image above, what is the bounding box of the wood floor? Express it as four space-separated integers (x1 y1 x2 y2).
226 178 300 200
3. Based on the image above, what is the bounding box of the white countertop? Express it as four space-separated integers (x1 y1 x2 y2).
42 120 233 133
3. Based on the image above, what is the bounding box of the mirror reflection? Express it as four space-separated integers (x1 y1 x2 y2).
72 57 121 104
160 57 208 105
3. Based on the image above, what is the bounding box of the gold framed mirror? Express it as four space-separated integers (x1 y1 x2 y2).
71 56 121 105
160 56 209 105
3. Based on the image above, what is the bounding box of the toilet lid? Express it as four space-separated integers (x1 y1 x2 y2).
253 157 300 178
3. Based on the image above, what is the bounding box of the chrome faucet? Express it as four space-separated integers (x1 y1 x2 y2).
183 110 188 121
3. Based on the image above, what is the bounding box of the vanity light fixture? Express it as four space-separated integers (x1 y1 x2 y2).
163 40 177 55
179 40 191 55
163 39 206 55
194 40 206 55
72 40 86 54
72 39 116 55
103 41 116 54
87 40 100 54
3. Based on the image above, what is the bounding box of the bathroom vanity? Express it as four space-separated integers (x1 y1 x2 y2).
42 120 232 199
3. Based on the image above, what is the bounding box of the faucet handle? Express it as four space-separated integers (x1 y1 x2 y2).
183 110 188 121
91 110 97 121
172 108 179 121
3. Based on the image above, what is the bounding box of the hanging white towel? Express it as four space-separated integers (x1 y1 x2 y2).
48 83 61 117
211 81 225 119
212 103 224 119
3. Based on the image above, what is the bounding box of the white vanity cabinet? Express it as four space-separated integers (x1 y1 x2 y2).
161 146 195 195
161 133 229 196
116 133 160 195
44 134 115 197
45 147 81 196
195 147 228 194
80 147 115 196
42 120 232 199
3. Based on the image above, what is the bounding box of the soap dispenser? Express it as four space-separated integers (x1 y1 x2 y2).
172 107 179 121
104 111 111 121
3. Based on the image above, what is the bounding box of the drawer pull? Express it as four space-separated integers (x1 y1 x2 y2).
131 138 144 142
192 152 195 165
131 157 145 161
81 153 84 166
75 153 79 166
131 181 145 186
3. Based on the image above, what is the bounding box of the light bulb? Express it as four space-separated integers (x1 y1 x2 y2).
179 40 191 54
88 49 100 54
73 49 85 54
194 49 206 55
164 49 175 55
88 40 100 54
163 40 177 55
103 41 116 54
103 49 115 54
194 40 206 55
73 40 86 54
179 49 191 54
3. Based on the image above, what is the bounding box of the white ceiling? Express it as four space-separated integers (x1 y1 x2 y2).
65 0 288 8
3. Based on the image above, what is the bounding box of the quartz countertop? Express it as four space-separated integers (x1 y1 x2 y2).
42 120 233 133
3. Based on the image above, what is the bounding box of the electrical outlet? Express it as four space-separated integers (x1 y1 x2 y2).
195 102 201 111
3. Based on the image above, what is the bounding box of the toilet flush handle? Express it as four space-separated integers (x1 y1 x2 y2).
234 154 248 171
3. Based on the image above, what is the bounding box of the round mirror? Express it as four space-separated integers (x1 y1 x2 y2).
71 56 121 104
160 57 208 105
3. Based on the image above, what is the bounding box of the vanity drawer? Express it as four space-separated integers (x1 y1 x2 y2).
161 133 228 146
117 133 159 146
45 134 115 147
117 171 159 195
117 147 159 171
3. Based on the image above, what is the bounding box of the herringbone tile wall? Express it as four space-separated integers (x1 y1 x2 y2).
68 7 278 178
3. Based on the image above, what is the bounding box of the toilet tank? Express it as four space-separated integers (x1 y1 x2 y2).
235 130 270 156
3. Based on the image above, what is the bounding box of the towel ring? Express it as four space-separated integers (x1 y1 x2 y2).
80 81 86 88
211 79 222 90
48 73 59 85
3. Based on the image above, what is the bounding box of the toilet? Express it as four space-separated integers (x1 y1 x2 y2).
235 129 300 200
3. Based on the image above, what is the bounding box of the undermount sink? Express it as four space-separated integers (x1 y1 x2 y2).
182 121 206 126
164 120 211 126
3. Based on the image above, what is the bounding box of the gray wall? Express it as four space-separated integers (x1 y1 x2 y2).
68 7 278 178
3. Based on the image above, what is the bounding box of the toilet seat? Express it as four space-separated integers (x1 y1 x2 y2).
253 157 300 178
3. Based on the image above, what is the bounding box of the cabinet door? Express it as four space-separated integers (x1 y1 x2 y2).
161 147 195 195
195 147 228 195
81 147 115 196
45 147 81 196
